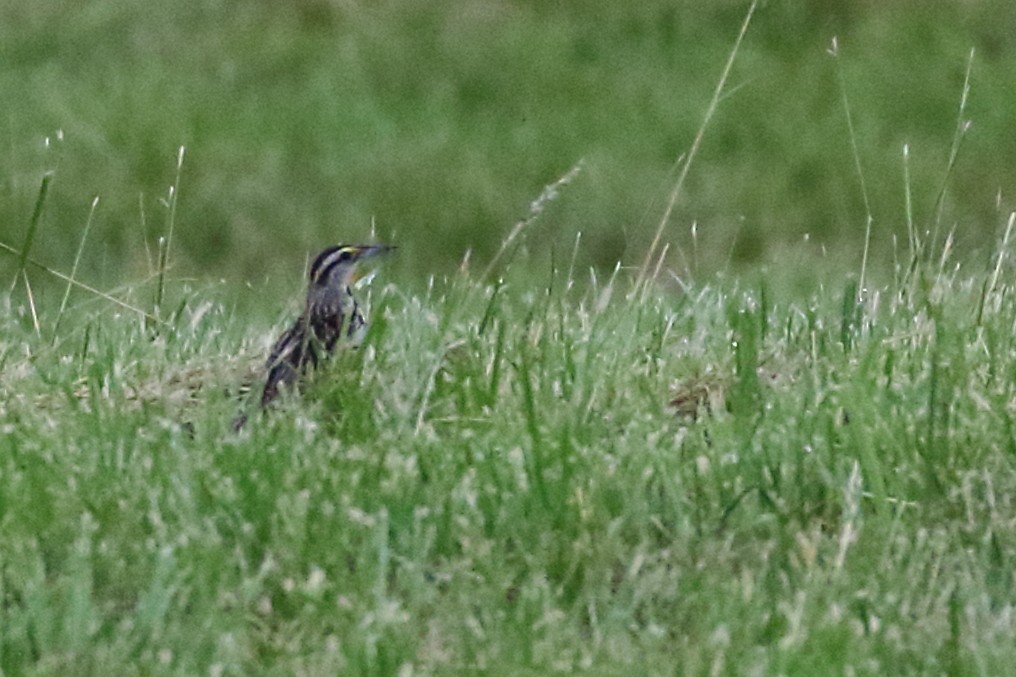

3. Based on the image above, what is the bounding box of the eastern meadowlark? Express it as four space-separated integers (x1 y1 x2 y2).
234 243 393 428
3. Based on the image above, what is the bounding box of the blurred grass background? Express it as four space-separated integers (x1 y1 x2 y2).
6 4 1016 671
3 0 1016 305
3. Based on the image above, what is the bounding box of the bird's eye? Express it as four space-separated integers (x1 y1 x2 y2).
338 250 353 262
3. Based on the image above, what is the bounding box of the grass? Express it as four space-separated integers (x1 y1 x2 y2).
4 1 1016 287
4 230 1016 672
5 1 1016 673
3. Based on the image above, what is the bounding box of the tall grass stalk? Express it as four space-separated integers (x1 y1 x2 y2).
0 240 161 324
830 37 874 302
53 197 100 342
636 0 759 291
154 146 185 317
8 171 54 334
929 48 975 252
480 160 584 282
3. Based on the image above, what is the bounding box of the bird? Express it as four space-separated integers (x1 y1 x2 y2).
234 243 394 429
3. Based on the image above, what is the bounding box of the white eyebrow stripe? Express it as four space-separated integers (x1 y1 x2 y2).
311 247 352 281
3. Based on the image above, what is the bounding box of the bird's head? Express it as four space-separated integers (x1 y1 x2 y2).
306 244 394 306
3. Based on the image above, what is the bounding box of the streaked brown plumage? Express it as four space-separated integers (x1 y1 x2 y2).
234 243 393 429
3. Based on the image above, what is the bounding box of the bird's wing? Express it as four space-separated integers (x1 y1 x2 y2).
261 317 315 407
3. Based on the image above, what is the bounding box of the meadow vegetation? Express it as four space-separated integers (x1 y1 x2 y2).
4 0 1016 673
3 0 1016 294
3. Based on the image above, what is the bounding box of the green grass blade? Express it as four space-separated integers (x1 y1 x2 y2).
831 37 874 300
154 146 185 317
929 48 975 252
52 196 100 342
0 240 164 325
10 171 53 294
637 0 759 290
515 344 549 507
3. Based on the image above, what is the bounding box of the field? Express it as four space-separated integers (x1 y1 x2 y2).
4 1 1016 674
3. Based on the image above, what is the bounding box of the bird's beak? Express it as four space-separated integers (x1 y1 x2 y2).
356 244 396 260
350 244 395 284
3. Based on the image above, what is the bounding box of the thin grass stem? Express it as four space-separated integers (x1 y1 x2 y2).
989 212 1016 295
929 49 975 252
636 0 759 291
154 146 185 315
978 211 1016 324
53 197 100 342
830 37 874 301
0 240 165 325
481 160 584 281
10 171 53 294
903 144 916 255
21 271 40 335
